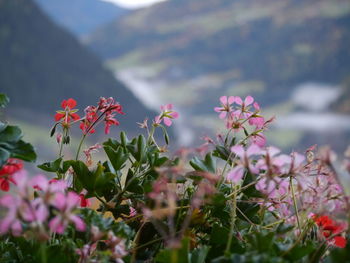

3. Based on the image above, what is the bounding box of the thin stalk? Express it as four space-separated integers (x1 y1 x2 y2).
290 176 301 233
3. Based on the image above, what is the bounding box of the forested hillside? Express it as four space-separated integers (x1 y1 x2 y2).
0 0 153 131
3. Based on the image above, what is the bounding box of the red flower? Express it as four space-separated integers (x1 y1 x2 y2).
54 98 80 124
0 158 23 191
313 215 347 248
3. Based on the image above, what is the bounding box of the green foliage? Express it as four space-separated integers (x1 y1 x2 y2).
0 123 36 167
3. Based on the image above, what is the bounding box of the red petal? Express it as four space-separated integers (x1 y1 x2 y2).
55 113 65 121
61 99 67 109
0 179 10 191
71 113 80 121
333 236 347 248
66 98 77 109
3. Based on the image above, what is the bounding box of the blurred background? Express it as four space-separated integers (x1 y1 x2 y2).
0 0 349 163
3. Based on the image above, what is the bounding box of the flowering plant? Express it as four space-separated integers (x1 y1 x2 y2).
0 93 349 263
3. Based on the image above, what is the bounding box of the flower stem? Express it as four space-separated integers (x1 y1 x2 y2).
75 134 86 161
290 176 301 233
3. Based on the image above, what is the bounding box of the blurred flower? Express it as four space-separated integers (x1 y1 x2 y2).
0 158 23 192
49 191 85 234
227 144 262 183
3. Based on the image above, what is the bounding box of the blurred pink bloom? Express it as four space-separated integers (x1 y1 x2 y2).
227 144 262 183
49 191 85 234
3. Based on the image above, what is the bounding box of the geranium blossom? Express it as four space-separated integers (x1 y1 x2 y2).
154 104 179 127
80 97 124 135
54 98 80 124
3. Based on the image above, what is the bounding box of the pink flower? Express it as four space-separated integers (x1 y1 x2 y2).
49 192 85 234
154 104 179 127
214 96 235 119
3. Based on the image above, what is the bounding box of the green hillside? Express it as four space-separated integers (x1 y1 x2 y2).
0 0 154 131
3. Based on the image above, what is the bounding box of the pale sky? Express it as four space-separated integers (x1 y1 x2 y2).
100 0 168 9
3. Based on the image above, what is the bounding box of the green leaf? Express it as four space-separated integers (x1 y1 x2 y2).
126 178 143 194
190 153 216 173
71 160 94 192
0 125 22 142
191 246 209 263
136 134 146 162
120 131 128 147
0 93 9 108
10 140 37 162
37 158 62 172
104 145 129 171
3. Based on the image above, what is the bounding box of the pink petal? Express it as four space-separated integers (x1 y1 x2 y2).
165 104 173 110
49 216 65 234
247 144 262 157
251 134 266 147
292 152 305 167
214 107 223 113
227 166 244 183
219 111 227 119
170 111 179 119
163 117 172 127
0 216 13 234
267 146 281 157
228 96 235 104
0 195 14 207
235 96 243 105
154 115 161 124
52 192 66 210
253 102 260 111
36 203 49 222
231 145 245 159
244 96 254 106
30 175 49 191
70 215 85 232
66 192 80 210
220 96 228 105
49 180 67 192
11 220 22 236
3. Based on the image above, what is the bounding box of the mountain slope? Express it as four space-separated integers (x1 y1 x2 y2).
34 0 127 37
87 0 350 109
0 0 153 131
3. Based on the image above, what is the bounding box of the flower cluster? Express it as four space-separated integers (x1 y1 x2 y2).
0 158 23 191
80 97 124 135
214 95 271 146
0 173 85 239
